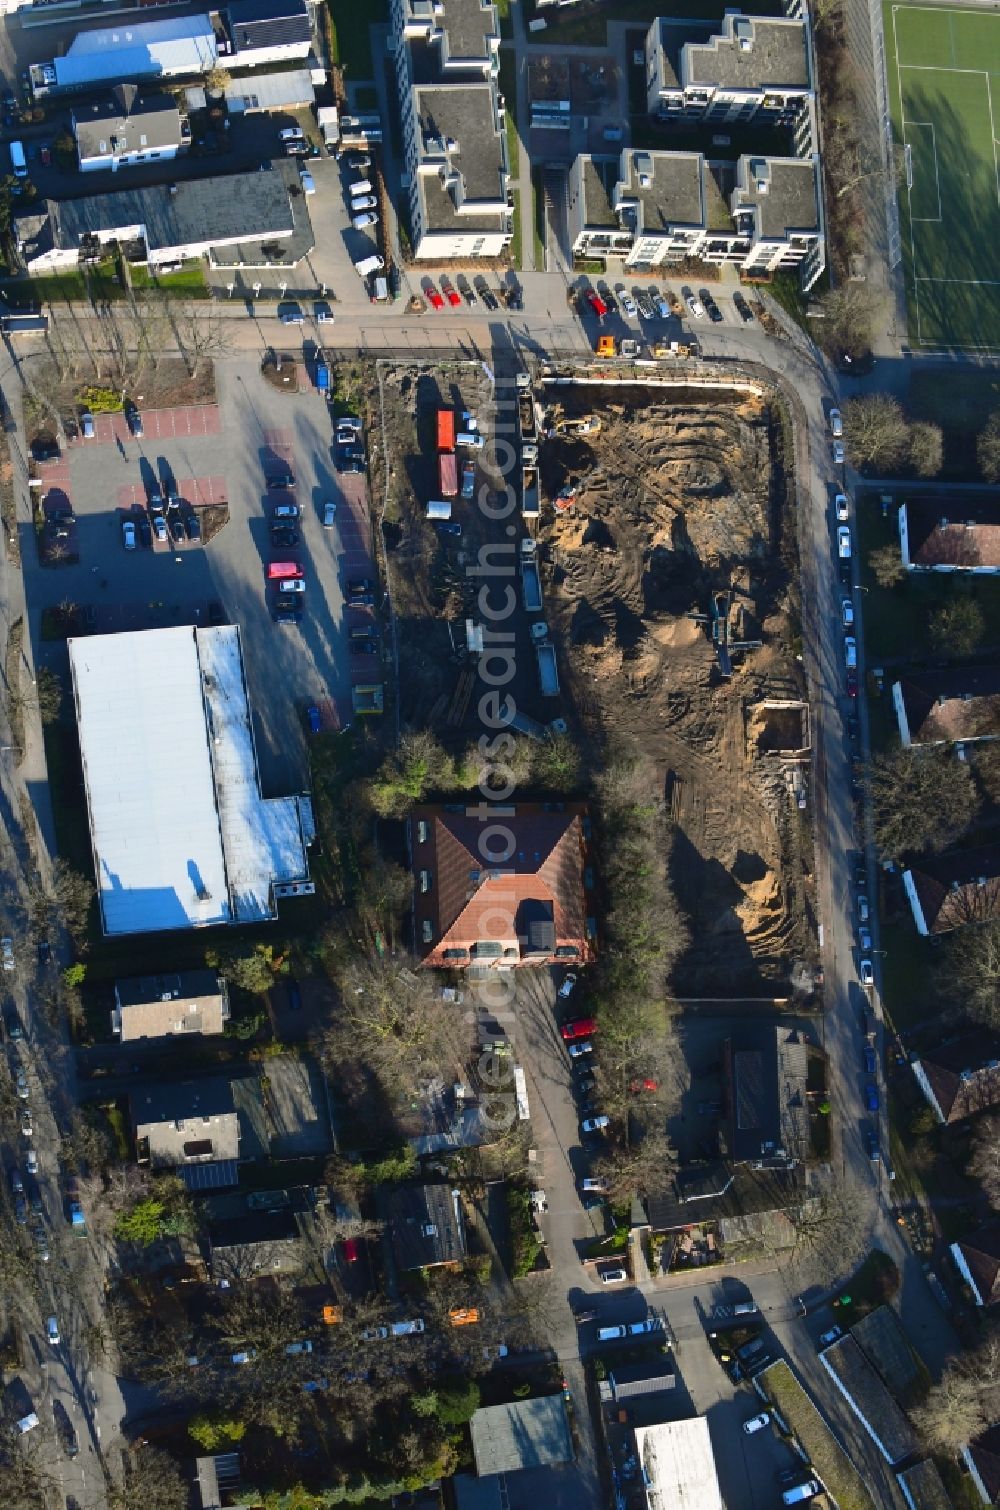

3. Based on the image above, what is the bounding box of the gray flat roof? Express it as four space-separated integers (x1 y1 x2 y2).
653 16 718 91
735 156 819 239
73 94 181 162
580 155 619 228
621 150 705 230
470 1396 573 1476
686 16 809 91
414 82 507 231
50 169 293 255
436 0 498 61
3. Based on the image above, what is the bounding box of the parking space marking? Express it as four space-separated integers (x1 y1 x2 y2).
263 428 294 459
87 406 221 446
176 474 227 505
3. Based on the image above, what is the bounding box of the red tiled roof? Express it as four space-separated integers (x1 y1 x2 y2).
917 1032 1000 1123
904 499 1000 570
956 1224 1000 1306
907 846 1000 934
412 802 592 967
894 669 1000 747
969 1424 1000 1501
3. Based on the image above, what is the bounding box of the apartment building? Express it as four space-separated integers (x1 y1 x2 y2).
645 11 811 126
570 147 824 285
390 0 512 259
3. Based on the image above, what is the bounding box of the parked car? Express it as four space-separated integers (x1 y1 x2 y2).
634 290 654 319
273 599 303 624
581 1114 610 1133
844 636 857 670
80 411 95 439
279 578 307 595
585 289 607 319
231 1349 257 1365
599 1267 627 1284
686 292 705 319
353 194 377 211
299 169 316 195
270 525 299 546
818 1325 842 1347
616 285 637 317
842 598 854 628
126 404 143 437
558 973 577 999
743 1411 771 1436
348 578 376 605
32 435 60 462
285 1340 313 1356
352 212 378 230
169 512 185 543
864 1044 877 1075
46 1315 60 1345
2 936 14 971
865 1081 880 1113
272 502 300 520
560 1017 596 1041
857 893 869 923
835 493 849 521
185 511 201 541
829 408 843 438
6 1004 22 1038
16 1069 28 1099
860 958 874 987
733 291 754 322
457 275 477 306
425 282 445 310
153 515 168 543
322 500 337 528
858 928 872 954
568 1040 593 1058
832 438 845 465
441 277 462 307
277 303 304 325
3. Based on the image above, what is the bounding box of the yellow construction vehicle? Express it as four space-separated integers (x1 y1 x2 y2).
595 334 616 357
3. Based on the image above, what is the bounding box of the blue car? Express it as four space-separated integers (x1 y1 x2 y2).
306 705 321 735
864 1047 877 1076
865 1082 880 1114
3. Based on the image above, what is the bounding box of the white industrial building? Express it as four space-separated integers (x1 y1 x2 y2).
633 1419 723 1509
67 625 313 937
30 15 218 96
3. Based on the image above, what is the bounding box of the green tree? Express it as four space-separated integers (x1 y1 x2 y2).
188 1413 247 1451
434 1380 480 1426
114 1197 166 1245
978 410 1000 484
216 942 280 994
928 596 984 658
868 542 905 588
367 731 468 818
869 746 979 861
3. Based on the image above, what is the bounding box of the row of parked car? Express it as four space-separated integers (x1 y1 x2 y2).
421 273 522 312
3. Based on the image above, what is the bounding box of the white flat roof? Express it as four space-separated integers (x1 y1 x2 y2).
68 625 308 936
634 1420 723 1510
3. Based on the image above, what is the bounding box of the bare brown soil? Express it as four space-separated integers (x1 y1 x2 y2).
537 385 813 994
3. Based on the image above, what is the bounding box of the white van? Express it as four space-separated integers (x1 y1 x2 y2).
457 430 484 450
600 1267 627 1285
782 1483 820 1506
426 500 452 520
350 179 373 196
9 141 26 179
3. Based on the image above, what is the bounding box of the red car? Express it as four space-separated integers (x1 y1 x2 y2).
561 1018 597 1042
586 290 607 320
342 1238 360 1263
441 278 461 308
846 669 858 698
425 283 445 310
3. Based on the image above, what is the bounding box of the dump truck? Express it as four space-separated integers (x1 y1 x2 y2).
437 408 456 451
536 640 559 697
521 540 542 612
351 684 384 715
518 392 536 446
595 334 615 357
522 466 539 519
438 451 458 497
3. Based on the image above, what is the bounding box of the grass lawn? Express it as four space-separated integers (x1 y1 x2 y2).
2 271 88 304
878 920 938 1035
130 261 209 298
885 3 1000 349
531 167 545 269
856 489 1000 661
329 0 388 80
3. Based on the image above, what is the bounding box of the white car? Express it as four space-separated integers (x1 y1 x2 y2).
842 598 854 629
832 438 845 465
153 515 168 543
558 973 577 999
26 1148 37 1174
352 212 378 230
844 636 857 670
322 500 337 528
616 285 637 317
231 1349 257 1365
835 493 849 521
279 578 307 594
581 1177 609 1193
860 959 874 987
686 293 705 318
568 1040 593 1059
353 194 377 211
121 519 136 550
1 937 13 971
857 893 869 923
837 525 852 560
829 408 843 438
315 302 334 323
743 1411 771 1436
581 1114 610 1133
46 1315 59 1345
299 170 316 196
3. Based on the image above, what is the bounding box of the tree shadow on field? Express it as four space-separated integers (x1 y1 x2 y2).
898 85 1000 348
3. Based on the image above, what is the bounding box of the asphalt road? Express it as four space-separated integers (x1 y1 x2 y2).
0 275 964 1510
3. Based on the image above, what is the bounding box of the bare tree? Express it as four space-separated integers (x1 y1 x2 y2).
978 411 1000 484
844 394 911 473
968 1114 1000 1209
110 1444 189 1510
909 420 943 478
869 746 979 861
868 541 905 588
911 1331 1000 1454
814 283 879 361
945 924 1000 1032
171 306 233 377
928 597 984 658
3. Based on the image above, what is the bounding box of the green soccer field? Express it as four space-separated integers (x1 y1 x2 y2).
884 3 1000 350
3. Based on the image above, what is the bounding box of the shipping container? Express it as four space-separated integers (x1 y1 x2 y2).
426 500 453 520
437 409 455 451
438 451 458 497
266 560 303 580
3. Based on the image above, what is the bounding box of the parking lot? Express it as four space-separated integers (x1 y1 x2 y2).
25 357 379 794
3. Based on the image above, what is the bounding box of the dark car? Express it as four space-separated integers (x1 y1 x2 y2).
169 512 185 543
185 511 201 541
31 436 59 462
5 1006 23 1040
268 469 296 490
137 514 152 549
287 978 303 1011
733 291 755 323
126 405 143 438
704 295 724 323
865 1082 880 1113
270 525 300 547
574 1308 598 1324
351 638 378 655
273 599 303 624
338 458 365 475
52 1400 79 1458
435 520 463 537
348 579 376 606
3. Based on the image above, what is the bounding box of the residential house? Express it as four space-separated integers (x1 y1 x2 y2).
570 147 824 285
382 1183 466 1271
895 1459 955 1510
892 668 1000 749
15 169 300 274
819 1335 919 1465
644 12 812 126
963 1424 1000 1505
903 846 1000 936
72 89 187 173
410 801 593 970
208 1208 308 1280
112 970 229 1042
951 1224 1000 1307
633 1419 724 1510
131 1077 240 1184
899 499 1000 573
911 1031 1000 1124
724 1025 810 1166
469 1395 574 1477
225 0 313 67
390 0 512 259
